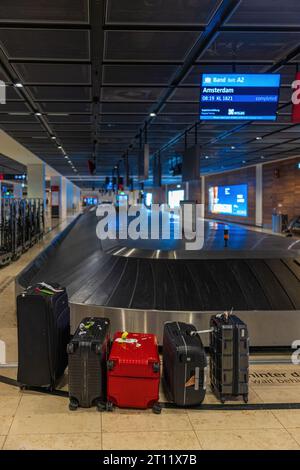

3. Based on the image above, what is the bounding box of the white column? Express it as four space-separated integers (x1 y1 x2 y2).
256 164 263 227
61 177 67 219
74 186 81 212
66 181 73 215
50 175 67 220
27 163 46 204
201 176 205 218
185 182 189 200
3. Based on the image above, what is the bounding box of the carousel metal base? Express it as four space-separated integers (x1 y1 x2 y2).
70 302 300 347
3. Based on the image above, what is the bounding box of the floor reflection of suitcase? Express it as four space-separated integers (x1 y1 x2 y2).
210 313 249 404
67 317 110 411
163 322 207 407
107 332 161 413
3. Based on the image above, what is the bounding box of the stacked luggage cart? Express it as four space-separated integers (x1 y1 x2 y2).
0 198 44 267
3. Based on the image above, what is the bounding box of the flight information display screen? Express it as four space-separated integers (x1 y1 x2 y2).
200 74 281 121
209 184 248 217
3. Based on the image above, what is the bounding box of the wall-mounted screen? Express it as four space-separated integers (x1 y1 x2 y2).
209 184 248 217
200 74 280 121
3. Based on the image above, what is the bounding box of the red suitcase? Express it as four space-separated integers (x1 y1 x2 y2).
107 332 161 413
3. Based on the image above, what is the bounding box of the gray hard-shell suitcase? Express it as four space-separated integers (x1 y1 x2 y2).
210 312 249 403
67 317 110 411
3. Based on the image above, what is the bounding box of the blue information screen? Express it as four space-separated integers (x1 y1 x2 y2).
209 184 248 217
200 74 281 121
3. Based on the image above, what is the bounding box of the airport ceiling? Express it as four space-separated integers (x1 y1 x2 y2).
0 0 299 188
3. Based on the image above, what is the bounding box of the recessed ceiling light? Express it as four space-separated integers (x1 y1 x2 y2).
14 82 23 88
242 160 246 164
256 136 263 140
231 146 236 150
51 136 56 140
205 156 209 159
150 112 156 117
58 146 62 150
261 156 265 159
35 112 42 117
64 156 68 159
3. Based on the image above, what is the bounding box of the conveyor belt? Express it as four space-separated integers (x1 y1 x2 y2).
17 210 300 312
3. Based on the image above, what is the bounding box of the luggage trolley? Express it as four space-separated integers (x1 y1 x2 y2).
0 198 13 267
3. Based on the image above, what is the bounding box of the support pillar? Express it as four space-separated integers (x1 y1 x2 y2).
27 163 46 205
50 176 67 219
256 164 263 227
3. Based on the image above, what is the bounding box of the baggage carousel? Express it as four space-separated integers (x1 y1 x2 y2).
16 208 300 347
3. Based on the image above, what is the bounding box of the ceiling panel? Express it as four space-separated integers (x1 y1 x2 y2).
0 101 30 113
29 85 92 101
101 86 164 102
104 31 200 61
13 63 91 85
201 32 300 62
106 0 221 25
226 0 300 26
103 64 177 85
0 29 90 60
39 102 92 113
0 0 89 23
101 102 154 114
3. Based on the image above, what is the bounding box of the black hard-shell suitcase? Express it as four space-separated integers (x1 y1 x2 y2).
210 312 249 403
17 283 70 389
67 317 110 411
163 322 207 407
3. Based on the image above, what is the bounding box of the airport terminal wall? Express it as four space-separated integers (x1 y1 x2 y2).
16 209 300 347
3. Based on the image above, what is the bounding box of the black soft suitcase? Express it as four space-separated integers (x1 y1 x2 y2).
17 283 70 389
67 317 110 411
210 312 249 404
163 322 207 407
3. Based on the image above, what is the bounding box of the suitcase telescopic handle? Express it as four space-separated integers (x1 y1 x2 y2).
189 329 213 336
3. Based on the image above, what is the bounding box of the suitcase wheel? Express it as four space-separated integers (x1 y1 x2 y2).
106 401 114 412
67 343 74 354
107 360 115 371
152 403 162 415
96 400 106 412
220 396 226 404
243 394 248 404
152 362 160 373
69 398 79 411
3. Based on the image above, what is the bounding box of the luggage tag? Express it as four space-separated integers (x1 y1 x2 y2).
37 282 64 293
78 321 95 335
34 287 55 296
115 331 142 347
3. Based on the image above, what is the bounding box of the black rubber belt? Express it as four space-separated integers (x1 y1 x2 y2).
1 375 300 411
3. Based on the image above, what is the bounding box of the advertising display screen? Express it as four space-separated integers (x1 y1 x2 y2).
209 184 248 217
200 74 280 121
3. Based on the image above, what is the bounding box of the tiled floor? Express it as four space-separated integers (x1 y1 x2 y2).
1 366 300 450
1 216 300 450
